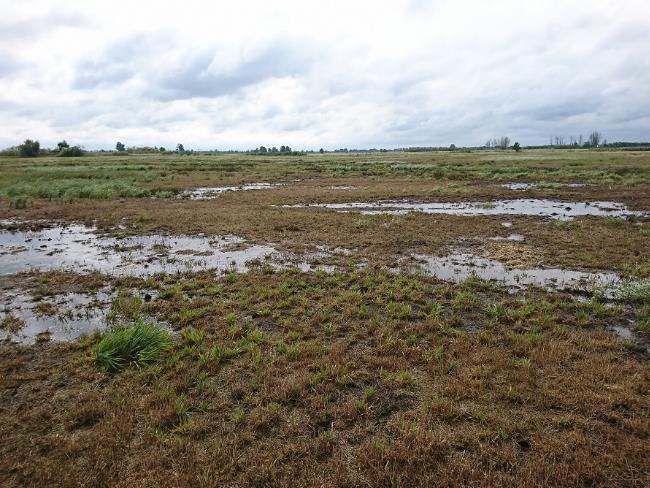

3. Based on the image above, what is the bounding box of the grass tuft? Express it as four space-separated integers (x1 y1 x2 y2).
94 319 173 372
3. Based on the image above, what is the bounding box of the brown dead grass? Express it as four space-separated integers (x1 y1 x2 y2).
1 270 648 487
483 241 543 269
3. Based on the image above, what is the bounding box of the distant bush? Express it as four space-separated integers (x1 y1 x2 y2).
0 147 18 157
19 139 40 157
94 319 173 372
57 146 85 157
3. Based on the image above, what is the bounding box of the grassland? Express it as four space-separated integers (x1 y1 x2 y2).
1 149 649 487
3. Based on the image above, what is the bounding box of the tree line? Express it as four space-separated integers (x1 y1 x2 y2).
0 139 85 157
548 131 605 148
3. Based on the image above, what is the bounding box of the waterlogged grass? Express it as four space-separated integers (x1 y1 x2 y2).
94 319 173 372
620 278 650 304
1 314 26 333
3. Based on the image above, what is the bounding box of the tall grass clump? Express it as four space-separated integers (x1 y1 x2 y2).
95 319 173 372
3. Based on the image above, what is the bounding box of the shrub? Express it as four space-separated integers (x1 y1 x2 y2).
94 319 173 372
57 146 84 157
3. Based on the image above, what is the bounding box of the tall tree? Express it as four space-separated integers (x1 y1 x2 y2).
588 131 602 147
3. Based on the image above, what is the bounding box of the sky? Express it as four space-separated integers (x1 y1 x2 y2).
0 0 648 150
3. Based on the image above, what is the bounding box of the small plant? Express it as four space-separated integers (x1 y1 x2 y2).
1 314 26 333
181 326 205 346
636 306 650 335
620 279 650 304
9 196 27 209
94 319 173 372
230 407 245 424
385 301 412 320
485 301 506 321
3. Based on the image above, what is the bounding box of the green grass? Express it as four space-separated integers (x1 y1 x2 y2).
94 319 173 372
1 149 649 200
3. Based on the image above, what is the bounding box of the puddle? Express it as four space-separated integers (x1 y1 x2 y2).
501 182 587 191
285 199 646 220
179 183 279 199
0 224 279 276
502 183 537 191
1 289 113 344
489 234 525 242
0 222 359 280
411 252 621 297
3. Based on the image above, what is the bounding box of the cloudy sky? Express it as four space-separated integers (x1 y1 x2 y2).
1 0 648 150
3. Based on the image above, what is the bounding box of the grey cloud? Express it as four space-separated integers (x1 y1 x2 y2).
151 41 313 101
0 11 86 41
73 34 315 102
74 32 175 89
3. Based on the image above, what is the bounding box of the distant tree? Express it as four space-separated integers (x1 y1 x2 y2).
449 144 456 150
57 146 84 157
319 148 324 154
176 143 185 152
512 142 521 152
588 131 602 147
115 141 126 152
159 147 165 152
19 139 40 157
57 140 69 151
259 146 267 153
498 136 510 149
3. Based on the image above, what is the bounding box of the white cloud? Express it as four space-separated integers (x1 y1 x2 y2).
0 0 648 149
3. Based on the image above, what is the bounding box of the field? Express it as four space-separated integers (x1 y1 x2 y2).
1 149 649 487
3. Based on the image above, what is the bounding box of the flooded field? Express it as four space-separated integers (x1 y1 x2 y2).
1 150 649 487
286 199 645 220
